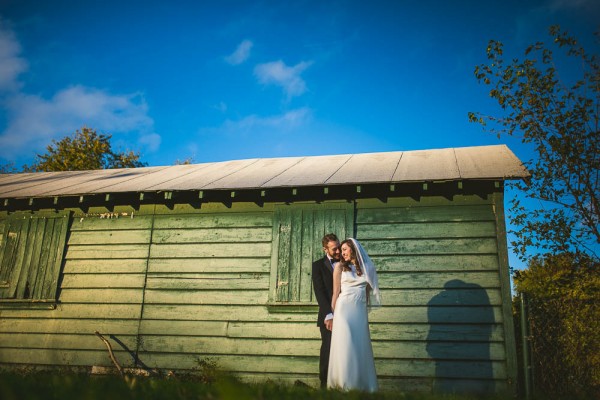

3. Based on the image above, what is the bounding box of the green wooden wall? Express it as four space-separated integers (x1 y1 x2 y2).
355 195 515 393
0 194 516 394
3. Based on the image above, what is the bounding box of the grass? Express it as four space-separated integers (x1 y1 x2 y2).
0 370 517 400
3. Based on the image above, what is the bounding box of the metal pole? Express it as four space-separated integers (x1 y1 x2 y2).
520 293 532 399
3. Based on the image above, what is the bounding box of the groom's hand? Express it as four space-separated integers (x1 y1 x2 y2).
325 319 333 331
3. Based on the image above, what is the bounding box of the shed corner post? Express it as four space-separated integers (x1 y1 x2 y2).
492 190 518 396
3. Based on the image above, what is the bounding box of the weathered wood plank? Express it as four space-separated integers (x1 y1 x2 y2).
152 227 272 244
0 333 137 350
149 243 271 258
44 214 70 301
66 244 150 259
370 254 499 272
300 209 315 302
371 323 504 342
143 304 504 324
148 258 270 273
287 208 304 301
61 274 146 289
362 238 498 255
275 208 292 301
33 218 67 300
0 304 141 319
357 205 495 224
269 208 284 302
140 354 507 379
374 305 502 324
139 320 228 336
380 288 502 305
143 289 267 305
142 304 312 322
227 321 505 342
145 273 268 290
376 341 506 361
26 217 47 299
378 271 501 289
63 259 148 274
0 318 139 335
358 221 497 239
153 213 272 229
137 335 506 360
226 322 319 339
140 335 320 356
70 216 153 231
59 288 143 304
377 359 507 380
68 230 151 245
0 348 135 368
140 352 318 373
39 218 63 299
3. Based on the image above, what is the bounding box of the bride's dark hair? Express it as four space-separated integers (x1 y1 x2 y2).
340 239 363 276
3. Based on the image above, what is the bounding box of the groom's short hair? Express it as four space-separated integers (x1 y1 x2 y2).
322 233 339 247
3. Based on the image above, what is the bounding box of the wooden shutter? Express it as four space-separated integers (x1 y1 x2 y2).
0 212 70 300
271 202 353 303
0 217 26 297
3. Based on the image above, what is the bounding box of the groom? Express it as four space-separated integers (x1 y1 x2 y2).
312 233 340 388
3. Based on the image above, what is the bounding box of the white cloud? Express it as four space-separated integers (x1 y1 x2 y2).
0 85 156 157
225 39 253 65
0 22 161 159
0 19 27 92
221 107 312 133
254 60 313 98
197 108 312 141
138 132 162 152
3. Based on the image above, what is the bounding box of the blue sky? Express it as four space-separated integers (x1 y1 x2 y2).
0 1 598 268
0 0 598 166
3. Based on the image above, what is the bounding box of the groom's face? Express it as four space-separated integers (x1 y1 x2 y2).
324 240 341 261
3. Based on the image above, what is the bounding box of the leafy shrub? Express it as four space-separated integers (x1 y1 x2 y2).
514 252 600 399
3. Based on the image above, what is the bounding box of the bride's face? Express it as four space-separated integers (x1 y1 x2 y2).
341 243 352 262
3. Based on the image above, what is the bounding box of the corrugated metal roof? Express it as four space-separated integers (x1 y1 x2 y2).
0 144 528 199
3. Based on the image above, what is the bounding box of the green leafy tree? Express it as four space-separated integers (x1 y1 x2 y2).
0 162 18 174
469 26 599 261
28 127 147 171
174 157 195 165
514 252 599 397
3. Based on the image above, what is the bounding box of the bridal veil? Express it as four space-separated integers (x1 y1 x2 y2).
349 238 382 308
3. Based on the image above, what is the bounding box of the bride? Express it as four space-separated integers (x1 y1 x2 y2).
327 238 381 392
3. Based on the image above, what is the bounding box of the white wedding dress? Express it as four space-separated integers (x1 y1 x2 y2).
327 264 378 392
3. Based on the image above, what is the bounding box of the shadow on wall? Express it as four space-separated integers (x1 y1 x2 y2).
426 279 495 394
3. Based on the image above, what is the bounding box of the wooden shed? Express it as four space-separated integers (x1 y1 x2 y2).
0 144 528 394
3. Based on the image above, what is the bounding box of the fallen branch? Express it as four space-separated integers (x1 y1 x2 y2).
94 331 123 377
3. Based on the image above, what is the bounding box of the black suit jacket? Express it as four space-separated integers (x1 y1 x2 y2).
312 256 334 327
